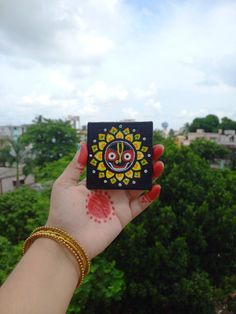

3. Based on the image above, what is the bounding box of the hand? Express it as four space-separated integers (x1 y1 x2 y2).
46 143 164 260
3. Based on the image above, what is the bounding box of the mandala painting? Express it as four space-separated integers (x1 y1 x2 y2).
86 122 153 190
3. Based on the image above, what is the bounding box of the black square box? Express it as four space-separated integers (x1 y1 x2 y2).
86 121 153 190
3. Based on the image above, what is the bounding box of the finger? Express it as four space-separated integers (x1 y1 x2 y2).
56 142 88 185
130 185 161 219
153 144 164 161
152 161 164 181
127 161 164 200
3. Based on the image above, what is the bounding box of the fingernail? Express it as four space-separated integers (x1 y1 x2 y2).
77 143 80 151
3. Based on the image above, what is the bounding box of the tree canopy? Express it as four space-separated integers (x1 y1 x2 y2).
1 133 236 313
20 116 78 167
188 115 236 133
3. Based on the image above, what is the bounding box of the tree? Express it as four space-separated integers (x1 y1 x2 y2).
189 115 220 132
1 134 236 313
20 116 78 167
190 138 229 162
0 138 32 186
220 117 236 131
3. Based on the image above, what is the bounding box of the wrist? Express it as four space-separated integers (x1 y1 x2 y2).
31 237 80 281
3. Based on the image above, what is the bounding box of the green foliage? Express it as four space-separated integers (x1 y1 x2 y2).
68 256 125 313
220 117 236 131
0 187 49 244
34 154 73 182
20 116 78 167
1 132 236 313
189 114 220 132
188 114 236 133
190 138 230 162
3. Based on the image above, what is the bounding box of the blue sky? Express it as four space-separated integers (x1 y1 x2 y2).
0 0 235 130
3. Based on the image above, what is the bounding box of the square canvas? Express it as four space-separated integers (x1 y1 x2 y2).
86 121 153 190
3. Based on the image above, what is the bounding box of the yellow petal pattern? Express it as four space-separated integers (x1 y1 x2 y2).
123 178 130 185
116 131 124 139
125 134 133 142
92 144 98 152
98 133 105 140
98 141 106 150
106 134 115 142
116 173 124 181
90 159 97 166
106 170 114 178
133 141 142 150
123 127 130 135
109 127 118 135
137 151 144 160
97 162 106 171
133 161 141 171
94 151 103 161
125 170 133 178
110 177 117 184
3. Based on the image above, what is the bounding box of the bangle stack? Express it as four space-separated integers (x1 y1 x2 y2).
23 226 91 288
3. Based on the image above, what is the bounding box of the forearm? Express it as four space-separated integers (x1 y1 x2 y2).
0 238 79 314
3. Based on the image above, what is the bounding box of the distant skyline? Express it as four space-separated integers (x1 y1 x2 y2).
0 0 235 130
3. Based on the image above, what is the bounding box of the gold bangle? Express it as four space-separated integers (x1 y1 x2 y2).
32 226 91 275
23 227 91 288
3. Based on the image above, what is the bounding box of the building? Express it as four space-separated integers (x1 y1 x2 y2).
0 125 28 142
0 167 35 194
181 129 236 149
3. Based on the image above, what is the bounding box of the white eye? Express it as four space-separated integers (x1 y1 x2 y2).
108 152 116 161
123 152 132 161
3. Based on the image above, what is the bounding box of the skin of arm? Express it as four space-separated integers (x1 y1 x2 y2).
0 143 164 314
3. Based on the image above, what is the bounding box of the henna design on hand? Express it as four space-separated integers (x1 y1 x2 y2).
86 191 115 223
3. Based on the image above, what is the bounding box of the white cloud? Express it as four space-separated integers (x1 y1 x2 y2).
0 0 236 129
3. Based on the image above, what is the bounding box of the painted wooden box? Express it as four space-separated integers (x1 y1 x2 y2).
86 121 153 190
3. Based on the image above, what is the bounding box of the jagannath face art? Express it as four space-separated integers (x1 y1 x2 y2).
104 140 136 173
87 124 152 188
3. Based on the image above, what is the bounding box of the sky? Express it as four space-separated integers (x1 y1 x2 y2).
0 0 235 130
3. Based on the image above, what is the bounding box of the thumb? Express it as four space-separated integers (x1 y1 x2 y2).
56 142 88 185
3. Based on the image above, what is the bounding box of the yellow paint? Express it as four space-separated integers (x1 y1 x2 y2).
125 134 133 142
133 141 142 150
98 133 105 140
137 151 144 160
106 170 114 178
109 127 118 134
106 134 115 142
92 144 98 152
97 162 106 171
99 172 105 178
134 172 141 178
94 151 103 161
116 173 124 181
141 146 148 152
133 161 141 170
110 177 117 184
123 178 130 185
125 169 133 178
90 159 97 166
141 159 148 165
116 131 124 139
98 141 106 150
123 127 130 135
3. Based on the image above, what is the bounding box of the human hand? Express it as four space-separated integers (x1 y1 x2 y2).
46 143 164 260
